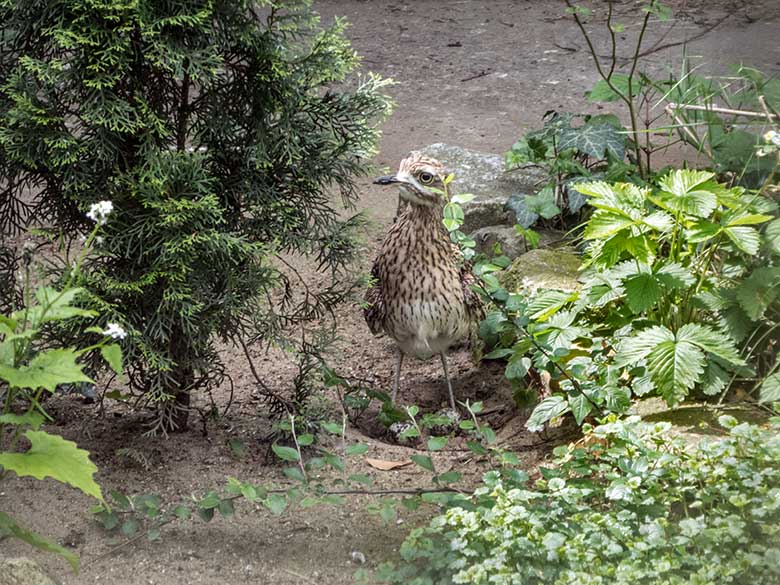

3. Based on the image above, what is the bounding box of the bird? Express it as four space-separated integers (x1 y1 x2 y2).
364 151 482 411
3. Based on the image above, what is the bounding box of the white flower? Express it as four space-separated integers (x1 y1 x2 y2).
764 130 780 146
87 200 114 225
103 323 127 340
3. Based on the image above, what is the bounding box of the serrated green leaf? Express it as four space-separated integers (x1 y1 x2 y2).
173 505 191 520
147 527 161 541
615 326 674 367
764 219 780 255
701 361 729 396
466 440 489 455
0 430 102 501
623 272 662 314
655 263 695 289
0 349 93 392
271 443 300 462
735 268 780 320
646 339 705 405
583 210 635 240
677 323 745 365
0 511 79 571
759 373 780 403
0 412 45 430
724 225 761 255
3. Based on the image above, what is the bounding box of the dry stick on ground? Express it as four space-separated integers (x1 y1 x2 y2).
666 102 779 121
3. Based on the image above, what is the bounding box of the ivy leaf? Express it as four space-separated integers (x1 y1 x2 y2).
526 396 570 432
524 188 561 219
557 122 625 160
0 511 79 571
0 430 103 501
0 348 93 392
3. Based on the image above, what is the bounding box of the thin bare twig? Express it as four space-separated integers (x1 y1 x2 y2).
666 102 778 121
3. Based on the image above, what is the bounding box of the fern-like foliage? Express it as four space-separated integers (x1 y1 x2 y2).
0 1 392 432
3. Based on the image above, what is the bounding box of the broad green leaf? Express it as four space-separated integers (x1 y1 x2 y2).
587 74 635 102
623 273 661 314
410 454 435 472
0 348 93 392
320 421 343 434
25 286 96 326
271 443 300 462
264 494 287 515
686 220 722 243
604 386 631 411
568 393 593 425
296 433 314 446
526 396 570 432
701 361 729 396
100 343 122 375
759 373 780 403
0 412 45 430
0 430 102 501
436 471 462 484
0 511 79 571
642 211 674 233
528 290 574 320
427 436 447 451
724 213 773 226
506 193 540 229
345 443 369 456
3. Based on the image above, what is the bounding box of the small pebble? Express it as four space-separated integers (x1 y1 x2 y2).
351 551 367 565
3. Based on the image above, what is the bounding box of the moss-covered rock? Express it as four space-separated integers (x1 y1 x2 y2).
500 248 581 292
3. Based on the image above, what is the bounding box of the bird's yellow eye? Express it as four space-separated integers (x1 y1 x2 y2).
419 172 434 184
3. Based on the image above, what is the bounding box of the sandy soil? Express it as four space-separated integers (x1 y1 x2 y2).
3 1 780 583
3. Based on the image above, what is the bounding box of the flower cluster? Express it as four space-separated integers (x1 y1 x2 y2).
103 323 127 340
379 416 780 585
86 200 113 225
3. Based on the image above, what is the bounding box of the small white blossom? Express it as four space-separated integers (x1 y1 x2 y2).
103 322 127 340
764 130 780 146
87 200 114 225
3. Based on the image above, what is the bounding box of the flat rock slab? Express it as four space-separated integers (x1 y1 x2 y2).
500 248 581 292
471 225 566 260
0 558 57 585
420 143 545 233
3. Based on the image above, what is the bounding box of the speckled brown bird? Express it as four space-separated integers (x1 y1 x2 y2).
364 152 481 411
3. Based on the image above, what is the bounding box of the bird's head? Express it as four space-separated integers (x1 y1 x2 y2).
374 152 448 207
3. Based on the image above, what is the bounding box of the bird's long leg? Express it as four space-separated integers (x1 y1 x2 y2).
391 351 404 404
440 353 457 411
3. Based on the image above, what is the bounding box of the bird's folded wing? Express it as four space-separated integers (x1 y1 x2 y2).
363 263 385 335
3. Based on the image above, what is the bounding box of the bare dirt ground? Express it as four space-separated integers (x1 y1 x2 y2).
3 1 780 584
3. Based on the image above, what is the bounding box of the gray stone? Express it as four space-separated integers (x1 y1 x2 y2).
0 558 58 585
420 143 546 233
500 248 581 292
470 225 566 260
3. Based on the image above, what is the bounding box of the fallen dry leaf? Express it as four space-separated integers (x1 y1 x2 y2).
366 458 412 471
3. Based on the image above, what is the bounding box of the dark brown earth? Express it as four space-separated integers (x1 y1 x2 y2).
3 1 780 583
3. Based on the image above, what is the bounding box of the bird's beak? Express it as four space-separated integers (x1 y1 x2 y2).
373 175 401 185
